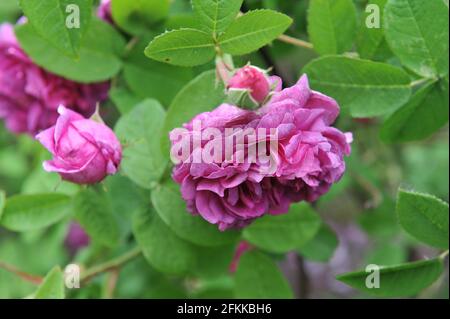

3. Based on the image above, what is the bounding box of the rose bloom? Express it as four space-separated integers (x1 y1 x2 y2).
170 73 352 231
0 23 109 135
36 106 122 185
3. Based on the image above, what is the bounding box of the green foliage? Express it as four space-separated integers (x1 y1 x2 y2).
307 0 357 55
303 56 411 117
243 203 321 253
297 223 338 262
396 189 449 249
115 99 167 189
356 0 390 60
384 0 449 77
145 29 216 67
109 87 143 115
0 194 71 231
337 258 444 297
15 19 125 83
0 190 5 220
124 39 193 107
33 266 65 299
151 180 239 247
73 189 120 247
133 208 197 275
19 0 92 58
381 78 449 143
111 0 170 35
218 9 292 55
192 0 243 37
235 250 293 298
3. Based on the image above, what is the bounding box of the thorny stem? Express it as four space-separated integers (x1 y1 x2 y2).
124 36 140 55
350 170 383 209
439 250 449 260
410 77 437 88
0 261 43 285
276 34 314 50
81 247 142 284
103 269 120 299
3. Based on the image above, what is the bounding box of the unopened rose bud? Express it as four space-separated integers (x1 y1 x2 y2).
36 106 122 185
97 0 114 24
228 66 271 103
65 222 90 256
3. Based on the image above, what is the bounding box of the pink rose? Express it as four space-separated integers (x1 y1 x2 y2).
170 74 352 231
0 23 110 135
227 66 271 103
258 75 352 202
97 0 114 25
65 222 90 256
36 106 122 185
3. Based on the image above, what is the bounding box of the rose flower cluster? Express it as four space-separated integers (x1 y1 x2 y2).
170 66 352 231
0 3 351 231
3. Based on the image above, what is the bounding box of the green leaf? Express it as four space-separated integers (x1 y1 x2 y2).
356 0 390 60
0 194 71 231
133 208 197 275
193 244 236 279
307 0 357 55
243 203 321 253
0 190 5 221
34 266 65 299
303 56 411 117
336 258 444 297
109 87 142 115
22 166 80 196
145 29 215 67
0 0 20 22
384 0 449 77
161 70 226 156
396 189 449 249
111 0 170 35
358 198 400 239
235 251 293 298
73 189 120 247
297 223 338 262
366 245 407 266
218 9 292 55
15 18 125 83
151 180 239 247
115 99 167 189
124 39 193 107
192 0 243 37
19 0 92 58
381 78 449 143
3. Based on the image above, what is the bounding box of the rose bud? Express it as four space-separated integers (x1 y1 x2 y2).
36 106 122 185
64 222 90 256
97 0 114 25
227 66 271 103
